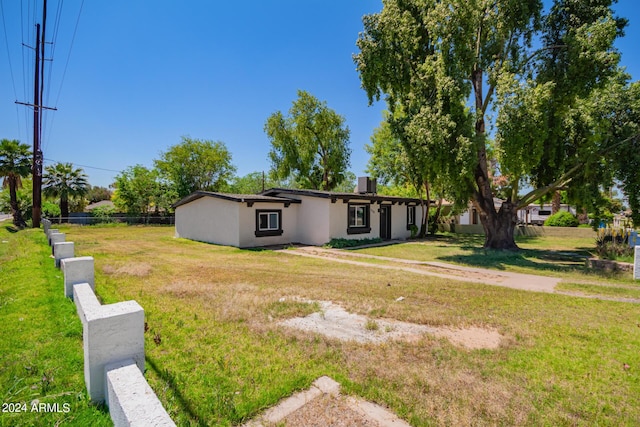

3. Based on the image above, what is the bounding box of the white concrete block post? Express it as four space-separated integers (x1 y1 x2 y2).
61 256 95 298
74 284 145 403
47 229 60 246
49 233 66 254
53 242 75 268
106 360 176 427
42 218 50 234
634 246 640 281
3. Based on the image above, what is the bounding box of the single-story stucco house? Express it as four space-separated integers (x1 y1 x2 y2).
173 185 424 248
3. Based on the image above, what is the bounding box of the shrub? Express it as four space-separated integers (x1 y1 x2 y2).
91 205 117 223
544 211 579 227
324 237 383 248
594 228 634 261
42 201 61 218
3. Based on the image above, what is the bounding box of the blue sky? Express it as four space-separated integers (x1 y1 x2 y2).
1 1 639 189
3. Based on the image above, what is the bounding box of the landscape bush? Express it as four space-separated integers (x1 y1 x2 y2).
544 211 579 227
594 227 634 261
42 201 61 218
324 237 383 248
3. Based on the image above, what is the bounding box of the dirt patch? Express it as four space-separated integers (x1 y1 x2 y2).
279 300 502 350
279 394 379 427
102 262 152 277
431 326 503 350
245 376 410 427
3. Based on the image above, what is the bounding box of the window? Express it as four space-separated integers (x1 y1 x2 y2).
538 210 551 216
347 204 371 234
255 210 283 237
407 205 416 230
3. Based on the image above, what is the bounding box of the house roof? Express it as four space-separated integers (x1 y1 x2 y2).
172 191 302 208
261 188 424 205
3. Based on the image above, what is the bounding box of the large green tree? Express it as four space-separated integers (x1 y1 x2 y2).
113 165 176 217
86 185 113 203
366 111 464 236
228 172 284 194
265 90 352 191
155 137 236 199
0 139 31 228
43 162 89 219
355 0 637 249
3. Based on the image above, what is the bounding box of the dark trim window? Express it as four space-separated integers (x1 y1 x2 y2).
255 209 283 237
538 210 551 216
407 205 416 230
347 204 371 234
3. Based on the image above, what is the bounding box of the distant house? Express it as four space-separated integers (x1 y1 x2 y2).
173 181 422 248
517 203 576 225
457 200 576 226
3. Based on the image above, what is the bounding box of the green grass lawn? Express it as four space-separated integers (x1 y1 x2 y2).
354 233 639 289
0 226 111 427
3 225 640 426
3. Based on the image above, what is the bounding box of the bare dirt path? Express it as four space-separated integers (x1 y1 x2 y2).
278 246 561 293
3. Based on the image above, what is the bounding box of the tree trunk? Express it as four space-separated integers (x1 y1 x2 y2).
430 198 443 235
8 177 26 228
479 201 519 250
551 191 561 214
471 64 518 249
419 200 427 237
60 196 69 220
578 207 588 224
419 181 431 238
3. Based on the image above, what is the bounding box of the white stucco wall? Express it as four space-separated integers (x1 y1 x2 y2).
289 196 331 246
175 197 240 247
391 204 412 240
238 202 300 247
329 201 379 241
459 210 471 225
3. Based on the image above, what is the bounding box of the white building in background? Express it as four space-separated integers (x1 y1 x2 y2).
517 204 576 225
173 180 423 248
458 200 576 226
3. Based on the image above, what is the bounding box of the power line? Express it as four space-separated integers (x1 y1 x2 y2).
0 0 19 101
44 0 84 153
43 157 122 173
51 0 82 108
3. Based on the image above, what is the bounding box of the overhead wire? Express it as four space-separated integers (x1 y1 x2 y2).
44 0 84 153
51 0 82 108
20 0 32 144
0 0 23 140
42 0 63 153
43 157 122 173
1 0 19 101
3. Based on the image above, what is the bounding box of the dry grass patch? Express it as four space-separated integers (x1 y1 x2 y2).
51 225 640 426
103 261 153 277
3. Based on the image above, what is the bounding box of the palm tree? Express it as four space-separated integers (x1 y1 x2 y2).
0 139 32 228
43 162 89 219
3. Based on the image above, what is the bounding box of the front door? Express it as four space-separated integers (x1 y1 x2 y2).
380 205 391 240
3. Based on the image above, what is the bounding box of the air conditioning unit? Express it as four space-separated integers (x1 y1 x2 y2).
357 177 377 194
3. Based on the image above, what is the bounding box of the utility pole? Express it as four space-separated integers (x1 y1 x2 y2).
32 23 42 228
16 0 54 228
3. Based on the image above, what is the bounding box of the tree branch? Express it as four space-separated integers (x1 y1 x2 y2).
517 132 640 208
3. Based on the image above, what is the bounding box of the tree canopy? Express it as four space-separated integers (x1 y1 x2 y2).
355 0 639 248
113 165 175 216
0 139 31 227
155 137 236 199
42 162 89 219
265 90 351 191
